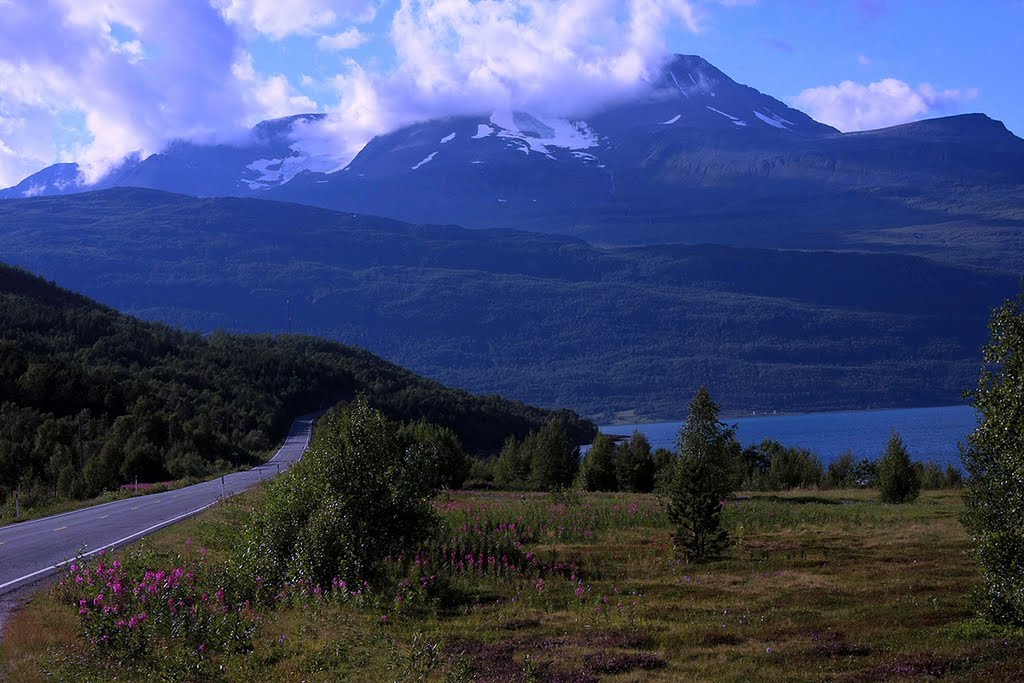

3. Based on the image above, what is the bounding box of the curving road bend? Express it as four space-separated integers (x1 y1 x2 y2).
0 415 315 598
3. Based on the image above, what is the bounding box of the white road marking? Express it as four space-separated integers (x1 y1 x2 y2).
0 501 220 593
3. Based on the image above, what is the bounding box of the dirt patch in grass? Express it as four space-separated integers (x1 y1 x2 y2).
446 629 662 682
836 638 1024 682
583 651 666 674
809 629 872 658
701 630 745 646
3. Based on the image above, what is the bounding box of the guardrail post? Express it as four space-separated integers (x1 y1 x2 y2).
221 475 226 499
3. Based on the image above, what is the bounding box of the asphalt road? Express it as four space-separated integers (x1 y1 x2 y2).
0 416 315 597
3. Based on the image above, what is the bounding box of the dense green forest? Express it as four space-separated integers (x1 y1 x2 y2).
0 189 1017 421
0 262 595 507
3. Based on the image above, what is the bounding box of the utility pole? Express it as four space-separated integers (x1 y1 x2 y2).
77 412 84 472
286 297 293 335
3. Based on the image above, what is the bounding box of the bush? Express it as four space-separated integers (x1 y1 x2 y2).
826 451 857 488
667 386 736 563
652 447 675 495
238 398 444 591
398 419 469 490
615 431 655 493
577 433 617 491
493 420 579 491
763 440 823 490
878 432 920 504
527 420 579 491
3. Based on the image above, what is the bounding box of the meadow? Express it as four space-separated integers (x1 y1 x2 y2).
4 487 1022 682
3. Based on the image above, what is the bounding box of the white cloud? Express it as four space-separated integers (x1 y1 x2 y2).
317 27 369 51
212 0 377 40
0 0 705 186
299 0 703 170
857 53 872 66
789 78 978 132
233 52 319 120
0 1 335 186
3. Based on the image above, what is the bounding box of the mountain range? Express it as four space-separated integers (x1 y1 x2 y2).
1 54 1021 420
5 55 1022 270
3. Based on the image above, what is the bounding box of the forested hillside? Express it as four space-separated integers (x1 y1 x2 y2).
0 189 1016 420
0 263 595 506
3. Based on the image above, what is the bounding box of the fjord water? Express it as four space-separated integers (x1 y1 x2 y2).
602 405 977 468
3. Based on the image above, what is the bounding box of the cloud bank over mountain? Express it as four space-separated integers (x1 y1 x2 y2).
0 0 988 187
790 79 979 132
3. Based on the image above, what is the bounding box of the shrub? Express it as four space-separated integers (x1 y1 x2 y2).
238 398 444 591
493 420 580 491
577 433 618 491
763 440 823 490
398 419 469 490
667 386 735 563
527 420 580 491
878 432 920 504
826 451 857 488
615 431 655 493
652 447 675 495
494 435 531 490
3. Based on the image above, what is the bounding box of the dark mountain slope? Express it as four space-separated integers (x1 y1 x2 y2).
0 188 1014 421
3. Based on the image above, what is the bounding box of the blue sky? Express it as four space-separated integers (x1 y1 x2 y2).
0 0 1021 186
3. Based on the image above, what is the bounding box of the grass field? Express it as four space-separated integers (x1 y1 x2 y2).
3 487 1022 682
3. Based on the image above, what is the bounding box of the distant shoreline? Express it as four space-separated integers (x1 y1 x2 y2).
600 403 972 428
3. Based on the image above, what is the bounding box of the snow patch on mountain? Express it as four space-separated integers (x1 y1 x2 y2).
411 152 438 170
753 109 794 130
488 111 599 157
754 111 787 130
441 133 456 144
660 114 682 125
472 124 494 139
707 106 747 127
246 145 348 188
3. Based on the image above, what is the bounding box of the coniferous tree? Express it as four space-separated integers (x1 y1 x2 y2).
878 432 920 503
962 286 1024 624
668 386 736 562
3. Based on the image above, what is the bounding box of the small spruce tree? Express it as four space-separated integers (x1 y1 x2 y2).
668 386 736 562
877 432 920 503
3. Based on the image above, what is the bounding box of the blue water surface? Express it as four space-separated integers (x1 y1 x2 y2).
601 405 977 468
